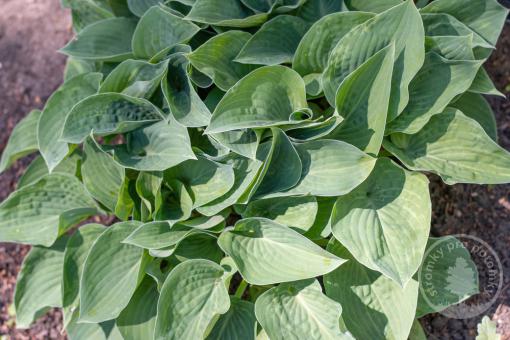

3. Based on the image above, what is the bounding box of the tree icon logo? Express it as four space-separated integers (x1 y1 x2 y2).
418 234 502 319
445 257 479 301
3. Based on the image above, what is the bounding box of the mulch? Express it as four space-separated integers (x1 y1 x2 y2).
0 1 509 339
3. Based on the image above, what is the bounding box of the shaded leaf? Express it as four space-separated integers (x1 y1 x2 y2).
207 297 257 340
117 277 159 340
384 108 510 184
324 239 419 340
331 43 394 155
161 53 211 127
450 92 497 141
164 155 235 208
386 52 481 134
331 158 431 286
255 279 351 340
323 1 424 120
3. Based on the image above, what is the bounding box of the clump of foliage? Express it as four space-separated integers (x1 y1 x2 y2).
1 0 509 339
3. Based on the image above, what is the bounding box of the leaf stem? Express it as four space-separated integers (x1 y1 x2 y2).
235 279 249 299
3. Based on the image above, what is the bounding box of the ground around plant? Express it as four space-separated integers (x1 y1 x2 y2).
0 1 509 339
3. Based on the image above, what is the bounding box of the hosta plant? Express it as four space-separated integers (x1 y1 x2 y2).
1 0 509 339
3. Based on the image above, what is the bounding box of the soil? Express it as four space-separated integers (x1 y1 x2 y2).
0 1 509 339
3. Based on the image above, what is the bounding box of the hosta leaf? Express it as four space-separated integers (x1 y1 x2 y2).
409 320 427 340
420 0 509 46
127 0 162 16
0 174 99 246
173 233 224 263
197 154 263 216
384 109 510 184
154 259 230 340
115 177 136 221
185 0 268 27
293 11 374 94
324 239 419 340
0 109 40 173
82 137 124 212
132 5 200 59
331 43 394 155
80 221 144 323
295 0 345 23
303 197 335 240
469 68 504 97
110 119 195 171
450 92 497 141
61 93 164 143
161 53 211 127
188 30 258 91
207 297 257 340
66 314 122 340
421 13 492 50
240 0 275 12
255 279 350 340
155 179 193 222
64 57 98 82
235 15 310 66
117 277 159 340
242 196 318 233
218 217 345 285
386 52 482 134
66 0 114 32
476 316 501 340
416 236 478 317
206 66 308 134
287 116 344 142
344 0 403 12
123 221 204 249
323 0 424 120
331 158 431 286
136 171 163 220
164 155 235 208
14 237 68 328
38 72 102 172
61 17 138 61
251 128 302 198
99 59 168 98
18 153 80 189
282 140 376 197
425 35 475 61
62 224 106 328
210 129 261 159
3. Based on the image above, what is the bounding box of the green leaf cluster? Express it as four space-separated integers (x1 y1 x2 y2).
1 0 509 339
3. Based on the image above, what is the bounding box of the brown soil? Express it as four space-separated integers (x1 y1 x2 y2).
0 0 71 338
0 1 509 339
